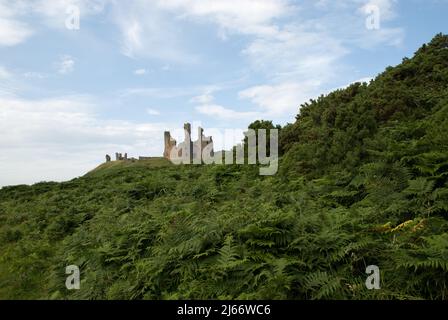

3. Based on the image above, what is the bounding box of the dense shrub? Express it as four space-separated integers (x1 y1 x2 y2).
1 34 447 300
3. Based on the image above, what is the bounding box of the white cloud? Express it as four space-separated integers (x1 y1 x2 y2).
0 66 21 97
121 87 194 99
146 108 160 116
32 0 108 16
243 25 349 82
190 93 215 104
192 88 262 120
110 0 401 122
134 68 147 75
57 55 75 74
311 0 404 48
239 81 323 116
0 0 109 47
111 1 198 63
29 0 108 28
156 0 293 36
0 94 169 187
360 0 397 20
0 17 33 46
23 72 48 79
196 104 259 120
109 0 292 62
0 66 11 79
121 84 223 99
231 0 403 120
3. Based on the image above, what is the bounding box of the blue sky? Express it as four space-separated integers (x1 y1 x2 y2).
0 0 447 186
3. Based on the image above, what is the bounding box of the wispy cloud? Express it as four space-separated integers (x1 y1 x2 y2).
360 0 398 20
196 104 259 120
110 0 402 120
234 0 403 118
120 84 223 99
0 0 109 47
0 66 12 79
23 72 48 79
146 108 161 116
0 1 33 47
190 93 215 104
109 0 292 63
0 94 170 186
111 1 199 63
0 66 22 97
134 68 147 75
2 0 446 188
0 19 33 46
28 0 108 28
239 81 323 117
156 0 293 36
193 91 259 120
57 55 75 74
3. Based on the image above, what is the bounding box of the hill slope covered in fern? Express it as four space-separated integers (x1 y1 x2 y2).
0 34 447 300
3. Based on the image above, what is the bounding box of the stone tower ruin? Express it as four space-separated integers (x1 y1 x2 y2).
164 123 213 163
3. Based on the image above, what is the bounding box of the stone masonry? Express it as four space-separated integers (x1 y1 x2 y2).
164 123 213 163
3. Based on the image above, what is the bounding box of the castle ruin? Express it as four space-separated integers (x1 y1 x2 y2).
164 123 214 163
105 152 137 162
105 123 214 164
115 152 128 161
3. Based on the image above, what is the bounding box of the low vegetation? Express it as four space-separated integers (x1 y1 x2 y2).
1 34 447 300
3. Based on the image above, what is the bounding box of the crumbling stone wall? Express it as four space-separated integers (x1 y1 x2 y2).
114 153 128 161
163 131 178 159
164 123 213 163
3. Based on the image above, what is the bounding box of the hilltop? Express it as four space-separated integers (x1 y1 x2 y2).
0 34 447 300
87 157 172 177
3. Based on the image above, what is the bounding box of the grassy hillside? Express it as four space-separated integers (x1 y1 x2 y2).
0 34 447 300
87 157 172 177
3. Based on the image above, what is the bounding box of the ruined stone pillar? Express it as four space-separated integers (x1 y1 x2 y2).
184 123 193 163
198 127 204 141
164 131 171 159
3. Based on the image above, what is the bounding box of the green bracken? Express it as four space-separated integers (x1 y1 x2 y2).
0 34 447 300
